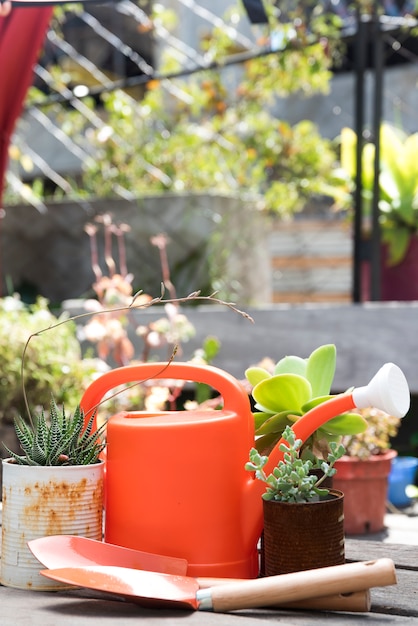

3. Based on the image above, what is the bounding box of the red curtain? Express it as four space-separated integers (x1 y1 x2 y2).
0 5 53 208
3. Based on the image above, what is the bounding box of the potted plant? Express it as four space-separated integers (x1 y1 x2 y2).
246 425 345 576
333 407 401 534
1 398 106 590
340 123 418 300
0 295 105 492
245 343 368 461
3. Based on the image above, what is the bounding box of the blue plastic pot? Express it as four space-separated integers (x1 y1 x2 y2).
388 456 418 508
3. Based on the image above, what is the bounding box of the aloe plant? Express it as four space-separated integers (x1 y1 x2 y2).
340 123 418 266
245 344 367 459
3 398 105 466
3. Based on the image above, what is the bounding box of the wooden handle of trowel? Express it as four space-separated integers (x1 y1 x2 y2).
196 558 396 612
277 589 371 612
197 577 370 612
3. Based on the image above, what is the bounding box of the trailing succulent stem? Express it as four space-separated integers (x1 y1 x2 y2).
246 425 345 503
4 398 106 466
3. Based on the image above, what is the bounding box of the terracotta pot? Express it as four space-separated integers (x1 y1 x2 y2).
333 450 396 535
262 489 345 576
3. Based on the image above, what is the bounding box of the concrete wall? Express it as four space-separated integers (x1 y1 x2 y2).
1 193 271 305
2 193 356 307
64 300 418 394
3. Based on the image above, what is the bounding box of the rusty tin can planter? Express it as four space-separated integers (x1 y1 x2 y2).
262 489 345 576
1 459 104 590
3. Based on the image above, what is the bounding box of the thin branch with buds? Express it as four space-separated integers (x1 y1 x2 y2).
20 287 253 425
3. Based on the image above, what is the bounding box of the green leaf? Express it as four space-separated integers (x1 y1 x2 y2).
252 374 312 414
7 400 105 466
340 127 357 179
301 394 334 412
382 227 410 266
253 411 274 430
201 335 220 363
319 412 368 435
245 367 271 387
306 344 336 397
273 355 307 377
256 410 295 435
254 432 283 453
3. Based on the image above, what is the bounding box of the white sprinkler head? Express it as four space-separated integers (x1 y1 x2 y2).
352 363 410 418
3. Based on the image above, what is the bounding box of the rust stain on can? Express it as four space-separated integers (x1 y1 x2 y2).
21 476 103 536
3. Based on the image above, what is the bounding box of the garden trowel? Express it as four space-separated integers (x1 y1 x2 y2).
29 535 371 612
40 558 396 612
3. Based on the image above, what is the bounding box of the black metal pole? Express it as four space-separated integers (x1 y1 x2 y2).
352 6 367 303
370 1 384 301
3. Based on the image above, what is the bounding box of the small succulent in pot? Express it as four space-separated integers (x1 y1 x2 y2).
245 425 345 503
340 407 401 461
250 426 347 577
3 397 105 466
1 397 106 590
245 343 367 460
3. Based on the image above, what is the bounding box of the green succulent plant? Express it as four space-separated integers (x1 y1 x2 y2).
245 425 345 503
3 398 105 466
245 344 367 459
341 407 401 461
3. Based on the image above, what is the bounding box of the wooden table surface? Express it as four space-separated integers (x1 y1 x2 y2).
0 539 416 625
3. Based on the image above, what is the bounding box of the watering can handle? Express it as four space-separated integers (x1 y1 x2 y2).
79 362 252 428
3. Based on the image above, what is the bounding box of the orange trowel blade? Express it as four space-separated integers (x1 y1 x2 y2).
28 536 188 575
41 566 200 609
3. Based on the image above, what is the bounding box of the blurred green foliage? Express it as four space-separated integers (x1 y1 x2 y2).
0 296 101 424
7 2 345 217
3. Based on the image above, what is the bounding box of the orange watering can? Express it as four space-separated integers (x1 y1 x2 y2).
80 361 409 579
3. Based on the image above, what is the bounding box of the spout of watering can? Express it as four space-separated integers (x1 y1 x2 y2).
352 363 410 419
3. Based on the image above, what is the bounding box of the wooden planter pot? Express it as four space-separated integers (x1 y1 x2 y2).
1 459 104 590
262 490 345 576
333 450 396 535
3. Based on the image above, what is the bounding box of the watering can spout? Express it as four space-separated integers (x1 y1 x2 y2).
244 363 410 554
352 362 410 418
